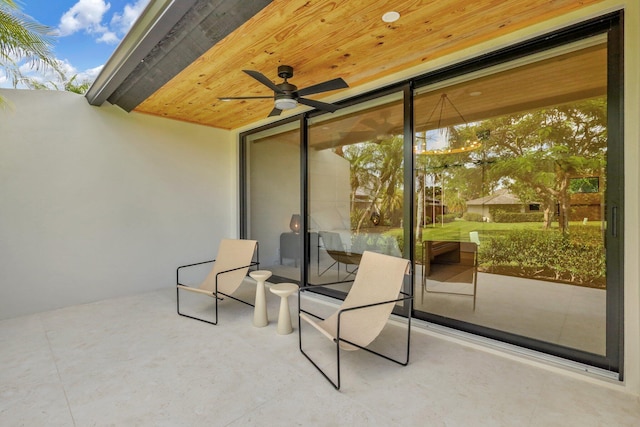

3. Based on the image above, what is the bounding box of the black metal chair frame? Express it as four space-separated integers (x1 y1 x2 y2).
176 245 259 325
317 249 361 280
298 281 413 390
317 232 361 281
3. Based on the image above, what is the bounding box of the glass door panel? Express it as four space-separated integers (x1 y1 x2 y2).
245 122 301 283
308 94 405 295
413 39 608 356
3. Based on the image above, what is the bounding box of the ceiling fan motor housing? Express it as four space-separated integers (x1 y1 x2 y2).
277 65 294 79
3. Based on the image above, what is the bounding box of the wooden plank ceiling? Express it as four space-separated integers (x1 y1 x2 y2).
134 0 604 131
318 42 606 150
250 41 607 151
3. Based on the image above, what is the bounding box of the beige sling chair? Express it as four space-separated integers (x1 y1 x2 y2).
299 250 412 390
176 239 259 325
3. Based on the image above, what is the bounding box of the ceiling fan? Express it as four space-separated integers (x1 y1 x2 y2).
218 65 348 117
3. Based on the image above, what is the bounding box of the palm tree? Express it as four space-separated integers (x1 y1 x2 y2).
20 70 92 94
376 136 405 226
1 0 56 102
343 136 405 231
341 143 377 214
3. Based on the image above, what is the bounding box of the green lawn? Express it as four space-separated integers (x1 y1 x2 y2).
416 220 601 242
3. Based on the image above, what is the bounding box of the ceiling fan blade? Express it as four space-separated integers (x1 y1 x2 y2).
296 77 348 97
298 97 339 113
243 70 284 93
218 96 275 100
268 107 282 117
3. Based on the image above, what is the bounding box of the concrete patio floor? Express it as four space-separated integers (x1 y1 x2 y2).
2 281 636 426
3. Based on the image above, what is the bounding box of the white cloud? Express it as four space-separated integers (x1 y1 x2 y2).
0 51 52 88
57 0 151 45
96 31 119 44
46 59 103 87
111 0 149 34
54 59 78 77
57 0 111 37
21 59 72 83
0 0 153 89
1 58 100 90
9 61 59 89
77 65 104 83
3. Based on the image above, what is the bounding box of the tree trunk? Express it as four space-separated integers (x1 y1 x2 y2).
543 207 552 229
557 168 571 233
356 183 383 232
534 187 556 230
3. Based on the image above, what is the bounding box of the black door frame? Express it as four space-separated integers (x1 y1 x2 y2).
239 10 624 377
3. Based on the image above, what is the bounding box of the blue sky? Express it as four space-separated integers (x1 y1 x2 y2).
2 0 150 88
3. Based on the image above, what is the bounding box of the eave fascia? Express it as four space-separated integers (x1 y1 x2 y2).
85 0 198 106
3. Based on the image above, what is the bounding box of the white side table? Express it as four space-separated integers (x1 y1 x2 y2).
249 270 271 327
269 283 298 335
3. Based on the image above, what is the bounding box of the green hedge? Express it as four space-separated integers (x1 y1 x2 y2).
435 213 458 224
351 232 403 257
492 211 545 223
480 229 605 287
462 212 484 222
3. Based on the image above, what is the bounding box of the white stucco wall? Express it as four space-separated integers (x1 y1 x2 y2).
309 149 351 227
619 0 640 397
0 89 235 319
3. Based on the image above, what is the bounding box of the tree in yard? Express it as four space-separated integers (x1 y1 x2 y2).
61 73 91 94
339 141 378 229
19 69 92 94
417 124 488 229
481 98 607 232
376 136 404 227
0 0 57 101
342 136 405 232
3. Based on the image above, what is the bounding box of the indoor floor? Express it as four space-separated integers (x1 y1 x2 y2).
1 283 638 426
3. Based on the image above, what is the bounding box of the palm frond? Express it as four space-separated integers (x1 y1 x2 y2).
0 0 57 88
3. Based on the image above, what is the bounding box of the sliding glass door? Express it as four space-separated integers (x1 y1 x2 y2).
240 12 623 375
242 121 301 283
412 30 621 371
307 93 406 296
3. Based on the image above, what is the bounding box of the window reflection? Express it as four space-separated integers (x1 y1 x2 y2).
246 124 301 283
308 96 405 290
413 41 607 355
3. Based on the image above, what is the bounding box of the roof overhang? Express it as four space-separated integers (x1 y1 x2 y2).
86 0 608 131
85 0 272 109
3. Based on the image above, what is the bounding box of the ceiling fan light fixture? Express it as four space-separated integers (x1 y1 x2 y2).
274 98 298 110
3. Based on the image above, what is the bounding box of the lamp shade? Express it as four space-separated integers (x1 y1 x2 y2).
289 214 301 233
